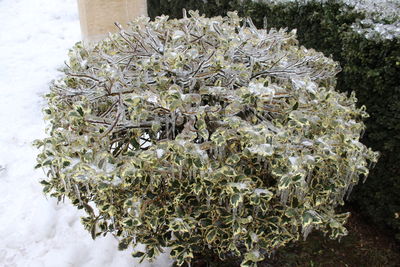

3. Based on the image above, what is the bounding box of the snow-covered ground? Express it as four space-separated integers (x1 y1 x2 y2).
0 0 170 266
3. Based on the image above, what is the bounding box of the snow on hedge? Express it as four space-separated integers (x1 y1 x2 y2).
347 0 400 40
256 0 400 40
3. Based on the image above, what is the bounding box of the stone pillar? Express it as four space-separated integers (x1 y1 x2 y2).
77 0 148 43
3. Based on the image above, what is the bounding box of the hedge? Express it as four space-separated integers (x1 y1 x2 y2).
148 0 400 239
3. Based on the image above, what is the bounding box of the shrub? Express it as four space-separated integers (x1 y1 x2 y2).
148 0 400 240
35 12 378 266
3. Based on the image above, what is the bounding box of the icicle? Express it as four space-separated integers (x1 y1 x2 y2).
302 225 313 240
362 173 368 183
263 16 268 32
218 146 223 161
232 207 237 221
85 183 91 196
60 175 68 193
188 168 192 181
73 184 83 206
144 70 149 84
149 176 154 191
345 170 354 183
136 114 140 129
210 146 215 160
369 160 377 170
179 166 183 180
262 209 267 216
280 189 289 205
166 114 170 139
346 184 354 200
295 187 305 202
206 196 211 208
306 170 312 184
171 166 176 181
264 160 268 171
196 195 200 202
218 197 223 206
360 127 365 138
65 176 72 193
191 168 195 181
171 112 176 139
233 234 238 242
238 202 243 215
254 206 259 217
188 79 195 93
349 170 355 182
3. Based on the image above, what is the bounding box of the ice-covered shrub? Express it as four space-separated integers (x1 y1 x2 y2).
149 0 400 241
35 11 378 266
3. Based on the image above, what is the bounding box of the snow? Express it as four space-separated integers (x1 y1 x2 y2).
257 0 400 39
0 0 171 266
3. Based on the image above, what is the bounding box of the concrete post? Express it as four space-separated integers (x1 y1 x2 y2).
77 0 148 43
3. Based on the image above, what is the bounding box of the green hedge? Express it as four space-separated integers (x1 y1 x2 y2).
148 0 400 238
